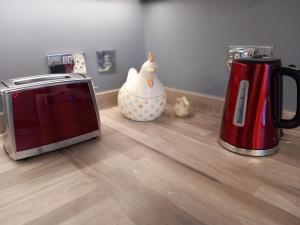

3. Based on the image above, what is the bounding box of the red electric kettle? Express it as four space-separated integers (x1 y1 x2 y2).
219 57 300 156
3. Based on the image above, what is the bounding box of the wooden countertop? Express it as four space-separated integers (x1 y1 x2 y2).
0 106 300 225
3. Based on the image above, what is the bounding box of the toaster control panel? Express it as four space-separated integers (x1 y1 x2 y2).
233 80 249 127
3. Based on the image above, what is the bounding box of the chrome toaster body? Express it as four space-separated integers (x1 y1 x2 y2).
0 74 100 160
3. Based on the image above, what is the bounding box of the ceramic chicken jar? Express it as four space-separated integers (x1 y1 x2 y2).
118 53 166 121
174 96 192 118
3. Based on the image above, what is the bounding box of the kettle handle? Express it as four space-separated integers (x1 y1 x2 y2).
275 67 300 128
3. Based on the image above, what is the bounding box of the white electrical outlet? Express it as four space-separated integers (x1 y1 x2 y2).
47 52 87 74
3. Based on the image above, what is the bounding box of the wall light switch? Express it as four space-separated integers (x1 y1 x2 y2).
73 53 87 75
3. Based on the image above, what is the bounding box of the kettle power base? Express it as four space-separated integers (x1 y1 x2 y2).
218 138 278 157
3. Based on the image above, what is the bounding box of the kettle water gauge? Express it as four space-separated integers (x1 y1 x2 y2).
233 80 249 127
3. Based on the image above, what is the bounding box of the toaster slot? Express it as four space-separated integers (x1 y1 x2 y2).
13 75 71 85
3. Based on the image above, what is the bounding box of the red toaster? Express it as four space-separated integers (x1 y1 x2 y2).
0 74 100 160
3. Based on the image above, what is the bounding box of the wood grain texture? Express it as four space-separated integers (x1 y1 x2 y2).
0 105 300 225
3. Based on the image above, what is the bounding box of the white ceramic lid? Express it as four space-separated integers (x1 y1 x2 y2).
124 53 165 99
125 75 165 99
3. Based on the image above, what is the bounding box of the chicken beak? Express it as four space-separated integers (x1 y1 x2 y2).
147 76 154 87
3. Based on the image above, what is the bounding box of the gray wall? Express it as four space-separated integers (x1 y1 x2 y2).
0 0 145 91
1 0 300 110
144 0 300 110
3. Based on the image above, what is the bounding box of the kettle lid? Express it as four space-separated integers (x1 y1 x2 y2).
234 56 281 64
